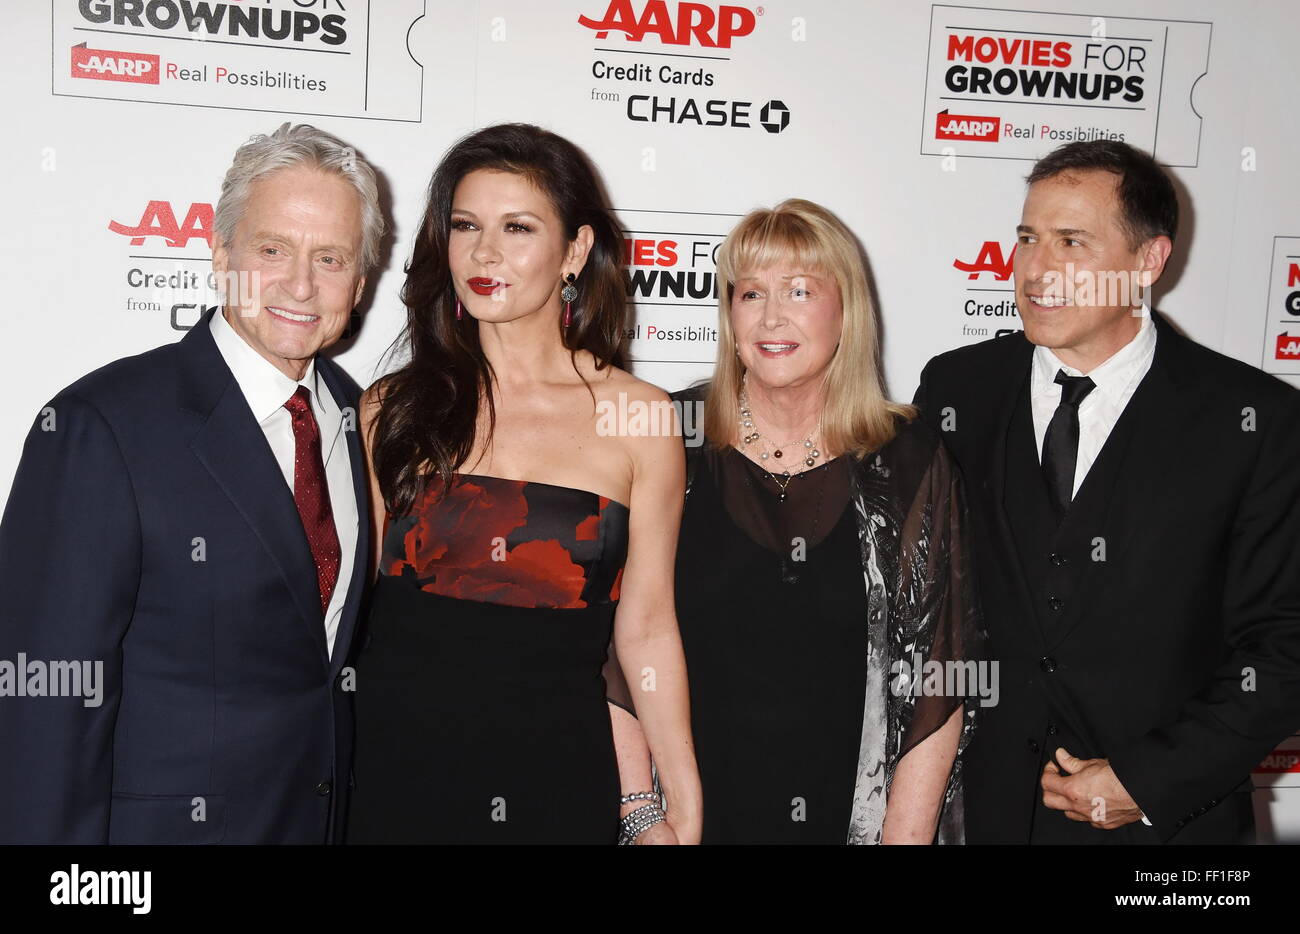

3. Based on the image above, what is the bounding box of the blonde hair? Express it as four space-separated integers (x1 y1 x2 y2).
704 198 913 458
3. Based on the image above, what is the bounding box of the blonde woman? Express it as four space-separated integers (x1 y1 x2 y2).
667 199 984 843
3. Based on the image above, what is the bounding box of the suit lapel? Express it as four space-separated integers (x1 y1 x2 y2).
1041 312 1195 651
317 357 369 675
179 311 329 665
988 339 1050 651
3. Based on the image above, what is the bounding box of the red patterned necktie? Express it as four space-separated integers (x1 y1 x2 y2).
284 386 341 618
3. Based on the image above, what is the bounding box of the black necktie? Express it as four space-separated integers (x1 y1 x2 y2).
1041 370 1096 517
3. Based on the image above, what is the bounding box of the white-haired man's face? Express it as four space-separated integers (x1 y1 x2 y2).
212 165 366 380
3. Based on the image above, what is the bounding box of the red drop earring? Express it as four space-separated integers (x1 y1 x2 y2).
561 273 577 327
455 298 463 320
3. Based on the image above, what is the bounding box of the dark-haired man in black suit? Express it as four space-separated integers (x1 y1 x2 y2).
914 140 1300 843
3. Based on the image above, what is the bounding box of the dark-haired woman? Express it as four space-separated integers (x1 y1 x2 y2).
346 124 701 844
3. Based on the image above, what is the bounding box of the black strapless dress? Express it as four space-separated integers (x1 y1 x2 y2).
347 473 629 844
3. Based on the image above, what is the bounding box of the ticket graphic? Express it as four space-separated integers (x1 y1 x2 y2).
53 0 425 122
921 4 1211 164
1263 236 1300 377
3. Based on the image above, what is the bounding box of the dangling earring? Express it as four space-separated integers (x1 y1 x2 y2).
561 273 577 327
455 298 463 320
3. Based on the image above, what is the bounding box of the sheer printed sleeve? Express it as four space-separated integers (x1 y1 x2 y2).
885 426 987 841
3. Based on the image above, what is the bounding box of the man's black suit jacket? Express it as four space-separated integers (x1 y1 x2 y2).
0 308 369 843
913 310 1300 843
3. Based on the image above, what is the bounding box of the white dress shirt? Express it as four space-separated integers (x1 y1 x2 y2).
209 310 357 659
1030 306 1157 498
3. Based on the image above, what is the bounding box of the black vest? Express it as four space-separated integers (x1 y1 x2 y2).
1003 370 1143 658
1003 371 1155 842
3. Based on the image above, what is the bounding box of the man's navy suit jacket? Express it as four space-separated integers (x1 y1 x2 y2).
0 308 369 843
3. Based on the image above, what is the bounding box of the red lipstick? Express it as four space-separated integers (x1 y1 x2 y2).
468 277 507 296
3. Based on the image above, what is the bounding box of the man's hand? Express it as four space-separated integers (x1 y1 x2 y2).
1040 747 1144 830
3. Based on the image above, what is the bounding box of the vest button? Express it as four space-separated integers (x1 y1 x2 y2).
316 781 332 796
1047 723 1059 735
1028 738 1041 754
1039 656 1057 673
1048 596 1065 611
1049 553 1066 566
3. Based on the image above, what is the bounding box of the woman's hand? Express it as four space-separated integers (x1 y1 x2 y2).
634 821 679 845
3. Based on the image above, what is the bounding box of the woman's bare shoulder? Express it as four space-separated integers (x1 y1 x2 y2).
577 358 670 406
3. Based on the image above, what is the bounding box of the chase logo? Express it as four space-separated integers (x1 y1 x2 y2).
70 42 159 84
759 100 789 134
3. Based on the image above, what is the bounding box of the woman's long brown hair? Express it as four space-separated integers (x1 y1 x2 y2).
372 123 628 516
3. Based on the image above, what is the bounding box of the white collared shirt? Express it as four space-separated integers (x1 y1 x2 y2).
1030 306 1157 498
209 310 357 659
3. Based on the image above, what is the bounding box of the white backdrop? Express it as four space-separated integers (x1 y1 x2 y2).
2 0 1298 840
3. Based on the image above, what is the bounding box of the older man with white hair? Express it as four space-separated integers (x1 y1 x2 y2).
0 123 386 844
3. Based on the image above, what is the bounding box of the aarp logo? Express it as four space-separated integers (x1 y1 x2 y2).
954 241 1016 280
579 0 758 49
71 43 159 84
109 201 214 249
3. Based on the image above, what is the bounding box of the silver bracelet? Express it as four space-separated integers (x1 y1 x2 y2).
622 815 665 843
620 803 666 843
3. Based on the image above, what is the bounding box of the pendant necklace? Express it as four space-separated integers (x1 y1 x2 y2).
738 374 822 502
